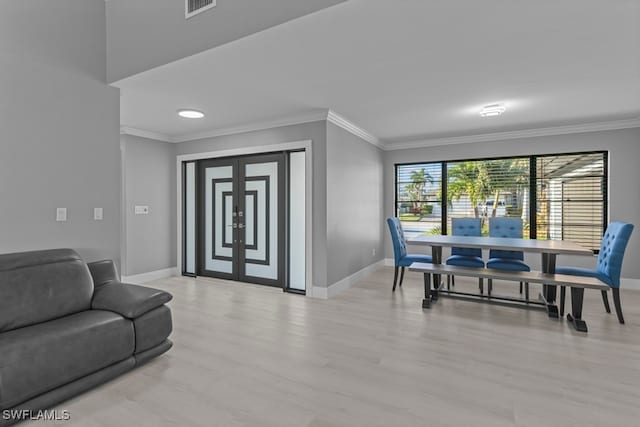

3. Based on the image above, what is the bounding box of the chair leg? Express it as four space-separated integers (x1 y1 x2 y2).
447 275 451 290
525 282 529 302
488 279 493 296
479 278 484 294
399 267 405 288
392 266 399 292
601 290 611 313
519 282 523 294
612 288 625 324
452 275 455 288
560 286 566 317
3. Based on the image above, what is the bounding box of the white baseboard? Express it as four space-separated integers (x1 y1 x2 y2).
384 258 394 266
621 278 640 290
311 286 329 299
312 259 385 299
122 267 178 284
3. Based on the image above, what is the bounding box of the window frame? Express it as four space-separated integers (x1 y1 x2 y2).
394 150 608 253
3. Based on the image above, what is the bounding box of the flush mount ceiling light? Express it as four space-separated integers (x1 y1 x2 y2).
177 109 205 119
479 103 506 117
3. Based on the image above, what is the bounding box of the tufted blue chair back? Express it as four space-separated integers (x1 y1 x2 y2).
451 218 482 257
596 222 634 287
489 217 524 260
387 217 407 266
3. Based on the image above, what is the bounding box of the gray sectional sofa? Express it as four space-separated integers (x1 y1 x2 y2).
0 249 173 426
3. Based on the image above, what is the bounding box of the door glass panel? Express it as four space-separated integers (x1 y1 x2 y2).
184 162 196 275
245 194 255 246
289 152 306 291
223 193 233 246
244 179 267 261
205 165 233 274
244 162 278 280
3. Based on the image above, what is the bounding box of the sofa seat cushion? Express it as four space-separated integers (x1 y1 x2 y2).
0 310 134 410
92 282 172 319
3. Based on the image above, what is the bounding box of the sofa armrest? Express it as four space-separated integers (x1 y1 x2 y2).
88 260 119 287
92 282 172 319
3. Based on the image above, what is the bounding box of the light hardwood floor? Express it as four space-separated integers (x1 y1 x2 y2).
28 268 640 426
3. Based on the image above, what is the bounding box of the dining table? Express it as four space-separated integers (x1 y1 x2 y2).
407 234 594 318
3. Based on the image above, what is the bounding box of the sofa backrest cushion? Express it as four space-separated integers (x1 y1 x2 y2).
0 249 94 332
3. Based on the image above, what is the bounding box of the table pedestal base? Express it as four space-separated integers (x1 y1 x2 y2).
567 314 588 332
537 293 560 318
567 287 588 332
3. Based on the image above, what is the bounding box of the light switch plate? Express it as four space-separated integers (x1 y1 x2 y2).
56 208 67 222
135 205 149 215
94 207 103 221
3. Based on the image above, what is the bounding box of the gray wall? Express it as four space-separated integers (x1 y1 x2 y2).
175 121 329 287
106 0 346 82
1 0 107 82
383 128 640 280
122 135 177 276
326 123 384 285
0 1 121 266
175 120 386 288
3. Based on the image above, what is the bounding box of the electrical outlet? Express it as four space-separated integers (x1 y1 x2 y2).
56 208 67 222
135 205 149 215
94 207 103 221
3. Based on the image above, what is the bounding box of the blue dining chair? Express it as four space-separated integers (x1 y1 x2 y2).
387 217 433 291
487 217 530 297
446 218 484 291
556 221 634 324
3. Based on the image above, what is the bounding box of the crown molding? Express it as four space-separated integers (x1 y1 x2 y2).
172 110 329 143
383 117 640 151
326 110 383 148
120 126 174 143
121 113 640 151
163 109 384 150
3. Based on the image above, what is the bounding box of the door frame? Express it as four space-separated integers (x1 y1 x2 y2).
176 140 313 296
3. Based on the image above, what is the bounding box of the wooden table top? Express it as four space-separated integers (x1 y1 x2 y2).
407 234 593 256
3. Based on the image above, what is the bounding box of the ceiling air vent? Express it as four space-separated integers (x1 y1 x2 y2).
185 0 216 19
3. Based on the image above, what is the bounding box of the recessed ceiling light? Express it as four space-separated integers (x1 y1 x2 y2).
177 109 205 119
479 104 506 117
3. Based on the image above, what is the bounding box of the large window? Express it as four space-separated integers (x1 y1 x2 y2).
395 151 607 252
446 157 530 237
535 152 606 250
396 163 442 235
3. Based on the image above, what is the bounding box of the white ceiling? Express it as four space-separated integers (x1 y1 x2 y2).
106 0 346 82
115 0 640 146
